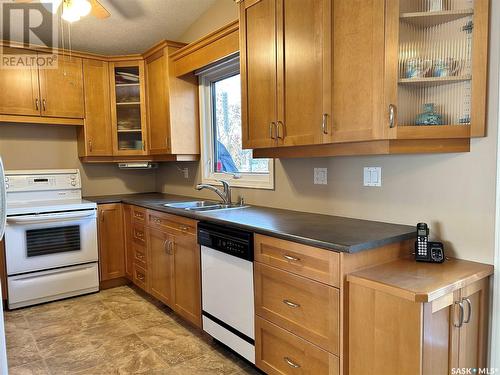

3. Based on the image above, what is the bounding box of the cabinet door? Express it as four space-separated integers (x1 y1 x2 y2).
422 291 460 375
277 0 331 147
330 0 387 143
146 48 171 155
110 61 148 156
0 47 41 116
39 55 84 118
240 0 278 149
80 59 113 156
170 228 201 327
147 227 173 305
98 204 125 281
458 279 489 370
122 204 134 279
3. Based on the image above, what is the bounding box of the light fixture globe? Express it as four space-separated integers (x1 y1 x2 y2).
74 0 92 17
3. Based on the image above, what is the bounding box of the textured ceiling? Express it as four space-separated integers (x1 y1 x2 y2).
2 0 217 55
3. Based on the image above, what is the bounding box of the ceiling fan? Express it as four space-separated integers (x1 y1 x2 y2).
15 0 111 22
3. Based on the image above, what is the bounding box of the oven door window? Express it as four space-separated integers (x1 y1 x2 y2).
26 225 81 257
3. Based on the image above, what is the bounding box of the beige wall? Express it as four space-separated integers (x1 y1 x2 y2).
156 0 500 264
179 0 238 43
0 124 156 196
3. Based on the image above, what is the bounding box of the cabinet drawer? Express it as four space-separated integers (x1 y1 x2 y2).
147 210 197 235
133 243 147 269
132 224 147 246
133 263 148 291
255 234 340 287
256 317 339 375
255 263 339 354
132 206 146 224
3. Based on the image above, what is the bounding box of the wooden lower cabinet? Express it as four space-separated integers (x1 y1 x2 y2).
170 225 202 327
348 259 493 375
255 262 339 354
148 227 173 305
256 317 340 375
97 204 125 281
122 204 134 279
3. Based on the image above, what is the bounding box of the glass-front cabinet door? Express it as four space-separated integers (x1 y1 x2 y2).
110 61 147 155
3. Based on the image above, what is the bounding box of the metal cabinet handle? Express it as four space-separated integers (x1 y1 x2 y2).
134 230 144 239
284 357 300 369
136 272 145 281
269 122 276 140
35 98 39 110
277 121 284 140
88 140 93 152
322 113 328 134
142 141 146 151
454 301 464 328
463 297 472 323
42 99 47 111
179 225 189 231
283 299 301 308
163 239 169 253
389 104 396 128
168 240 175 255
283 254 300 262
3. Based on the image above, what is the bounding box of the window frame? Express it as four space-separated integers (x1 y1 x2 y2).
198 56 274 190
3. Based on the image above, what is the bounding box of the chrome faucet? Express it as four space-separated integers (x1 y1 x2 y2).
196 180 232 205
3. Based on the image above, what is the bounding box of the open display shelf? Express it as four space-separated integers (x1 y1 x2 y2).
396 0 475 135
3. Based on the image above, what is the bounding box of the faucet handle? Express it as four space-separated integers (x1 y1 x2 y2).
218 179 230 191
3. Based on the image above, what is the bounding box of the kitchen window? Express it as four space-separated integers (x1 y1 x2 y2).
198 56 274 189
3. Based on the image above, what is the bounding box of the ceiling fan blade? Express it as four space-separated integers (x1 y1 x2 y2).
90 0 110 19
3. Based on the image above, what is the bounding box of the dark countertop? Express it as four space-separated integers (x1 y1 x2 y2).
85 192 416 253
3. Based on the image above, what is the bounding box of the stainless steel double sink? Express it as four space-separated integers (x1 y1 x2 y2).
163 200 248 212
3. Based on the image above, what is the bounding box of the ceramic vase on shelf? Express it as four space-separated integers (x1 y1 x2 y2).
415 103 443 126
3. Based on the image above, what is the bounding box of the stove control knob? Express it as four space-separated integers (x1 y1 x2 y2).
5 183 9 190
71 181 77 186
4 177 8 183
70 175 76 180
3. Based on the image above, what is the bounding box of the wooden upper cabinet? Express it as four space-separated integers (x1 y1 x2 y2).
39 55 84 118
148 226 174 306
145 42 199 156
98 204 125 281
331 0 387 143
79 59 113 156
146 48 171 155
109 60 148 156
241 0 332 149
278 0 331 147
240 0 278 149
0 47 41 116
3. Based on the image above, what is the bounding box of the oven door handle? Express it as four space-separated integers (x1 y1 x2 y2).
7 210 96 224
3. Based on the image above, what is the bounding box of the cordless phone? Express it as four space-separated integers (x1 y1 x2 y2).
414 223 445 263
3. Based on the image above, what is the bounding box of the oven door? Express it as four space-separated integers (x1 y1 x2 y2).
4 209 98 275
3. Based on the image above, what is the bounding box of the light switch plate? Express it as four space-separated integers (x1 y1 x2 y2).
363 167 382 187
314 168 328 185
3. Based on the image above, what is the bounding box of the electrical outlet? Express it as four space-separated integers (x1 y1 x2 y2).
182 168 189 179
314 168 328 185
363 167 382 187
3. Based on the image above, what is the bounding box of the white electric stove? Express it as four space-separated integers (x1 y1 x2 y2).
4 169 99 309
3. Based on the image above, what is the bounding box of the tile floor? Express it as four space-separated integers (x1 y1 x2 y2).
4 285 260 375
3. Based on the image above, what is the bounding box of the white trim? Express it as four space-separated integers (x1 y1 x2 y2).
492 35 500 368
198 57 274 190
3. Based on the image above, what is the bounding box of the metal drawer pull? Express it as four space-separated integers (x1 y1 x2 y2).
179 225 189 231
454 301 464 328
137 273 145 281
283 299 300 308
389 104 396 128
284 357 300 369
283 254 300 262
269 122 276 139
134 230 144 238
322 113 328 134
463 297 472 323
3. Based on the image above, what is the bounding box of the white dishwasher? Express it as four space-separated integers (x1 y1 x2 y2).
198 222 255 364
